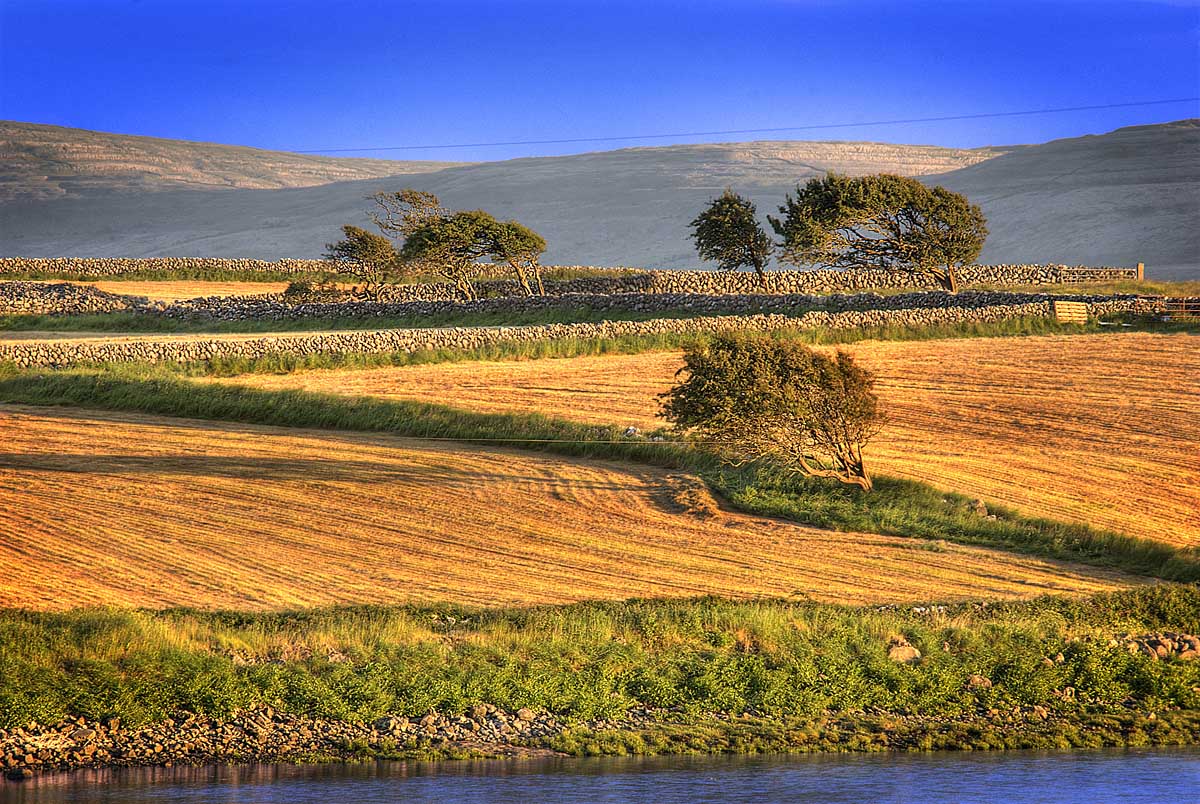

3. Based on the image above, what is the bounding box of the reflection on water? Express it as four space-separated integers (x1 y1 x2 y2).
2 748 1198 803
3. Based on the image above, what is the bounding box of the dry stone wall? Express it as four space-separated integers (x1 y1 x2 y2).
353 264 1140 302
0 295 1158 369
0 257 1140 292
160 289 1152 325
0 282 144 315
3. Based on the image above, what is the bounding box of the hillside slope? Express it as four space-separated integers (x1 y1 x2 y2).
0 405 1133 610
0 120 466 201
0 121 1195 277
0 134 1005 263
933 120 1200 279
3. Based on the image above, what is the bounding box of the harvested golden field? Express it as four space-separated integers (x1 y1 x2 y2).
0 405 1135 610
227 332 1200 547
22 280 290 302
87 280 290 302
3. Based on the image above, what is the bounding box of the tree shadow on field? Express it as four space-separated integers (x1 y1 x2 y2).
0 451 651 493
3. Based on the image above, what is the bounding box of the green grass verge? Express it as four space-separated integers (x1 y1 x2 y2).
1 586 1197 730
982 279 1200 297
1 360 1196 582
0 317 1110 380
544 710 1200 755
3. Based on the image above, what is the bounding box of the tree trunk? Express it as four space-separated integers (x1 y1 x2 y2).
943 265 960 293
753 258 768 290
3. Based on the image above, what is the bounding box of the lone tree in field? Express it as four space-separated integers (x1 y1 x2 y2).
660 334 883 490
487 219 548 296
769 173 987 292
689 189 774 286
400 210 498 300
322 225 401 300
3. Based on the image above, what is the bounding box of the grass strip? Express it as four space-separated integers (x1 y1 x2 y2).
1 316 1114 378
1 361 1196 582
1 586 1197 730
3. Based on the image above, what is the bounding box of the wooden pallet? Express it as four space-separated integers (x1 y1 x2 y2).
1053 300 1089 324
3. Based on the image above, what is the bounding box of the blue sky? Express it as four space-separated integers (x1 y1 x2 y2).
2 0 1197 160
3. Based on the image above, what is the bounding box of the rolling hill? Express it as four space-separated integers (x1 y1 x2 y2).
0 120 1195 278
0 120 467 201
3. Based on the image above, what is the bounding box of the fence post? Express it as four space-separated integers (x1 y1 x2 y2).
1136 262 1145 281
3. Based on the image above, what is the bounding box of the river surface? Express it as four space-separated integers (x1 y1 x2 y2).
2 748 1197 803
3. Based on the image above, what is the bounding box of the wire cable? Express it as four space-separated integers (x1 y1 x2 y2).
294 97 1200 154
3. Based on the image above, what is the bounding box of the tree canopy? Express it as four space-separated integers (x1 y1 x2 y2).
488 220 548 296
689 189 774 285
768 173 987 291
400 210 498 300
659 334 883 490
322 225 401 299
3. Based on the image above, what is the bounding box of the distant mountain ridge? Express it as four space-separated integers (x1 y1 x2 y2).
0 120 1195 279
0 121 468 201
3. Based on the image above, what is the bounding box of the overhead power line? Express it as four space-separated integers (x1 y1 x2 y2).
295 97 1200 154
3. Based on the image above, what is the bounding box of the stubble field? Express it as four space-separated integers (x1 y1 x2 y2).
225 332 1200 547
0 405 1136 610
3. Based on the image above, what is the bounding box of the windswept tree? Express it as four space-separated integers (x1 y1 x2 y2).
368 189 448 239
659 334 884 490
400 210 497 300
488 220 548 295
689 189 774 286
322 225 401 300
769 173 987 292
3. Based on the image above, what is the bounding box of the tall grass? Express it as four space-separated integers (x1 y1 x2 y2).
2 362 1197 582
1 586 1196 728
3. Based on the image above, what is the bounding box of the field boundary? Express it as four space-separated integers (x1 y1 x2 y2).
0 298 1117 367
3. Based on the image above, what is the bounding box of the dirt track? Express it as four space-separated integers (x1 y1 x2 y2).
226 332 1200 546
0 405 1136 610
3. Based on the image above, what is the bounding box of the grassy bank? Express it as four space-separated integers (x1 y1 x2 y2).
1 587 1197 732
2 361 1196 582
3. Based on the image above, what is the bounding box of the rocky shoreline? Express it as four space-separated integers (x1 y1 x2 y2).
0 705 664 780
5 700 1199 781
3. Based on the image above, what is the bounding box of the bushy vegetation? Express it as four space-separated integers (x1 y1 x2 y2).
1 587 1196 730
323 225 406 299
662 335 883 489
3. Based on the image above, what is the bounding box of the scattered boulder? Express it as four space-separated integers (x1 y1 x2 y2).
888 637 922 664
967 674 993 689
1124 633 1200 661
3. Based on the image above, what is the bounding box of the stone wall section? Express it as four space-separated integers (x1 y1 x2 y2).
0 281 143 315
0 257 1140 294
159 289 1156 324
0 295 1161 368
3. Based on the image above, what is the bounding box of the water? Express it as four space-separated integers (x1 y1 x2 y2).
2 749 1197 803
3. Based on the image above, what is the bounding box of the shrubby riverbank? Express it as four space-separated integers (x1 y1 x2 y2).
2 587 1198 777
